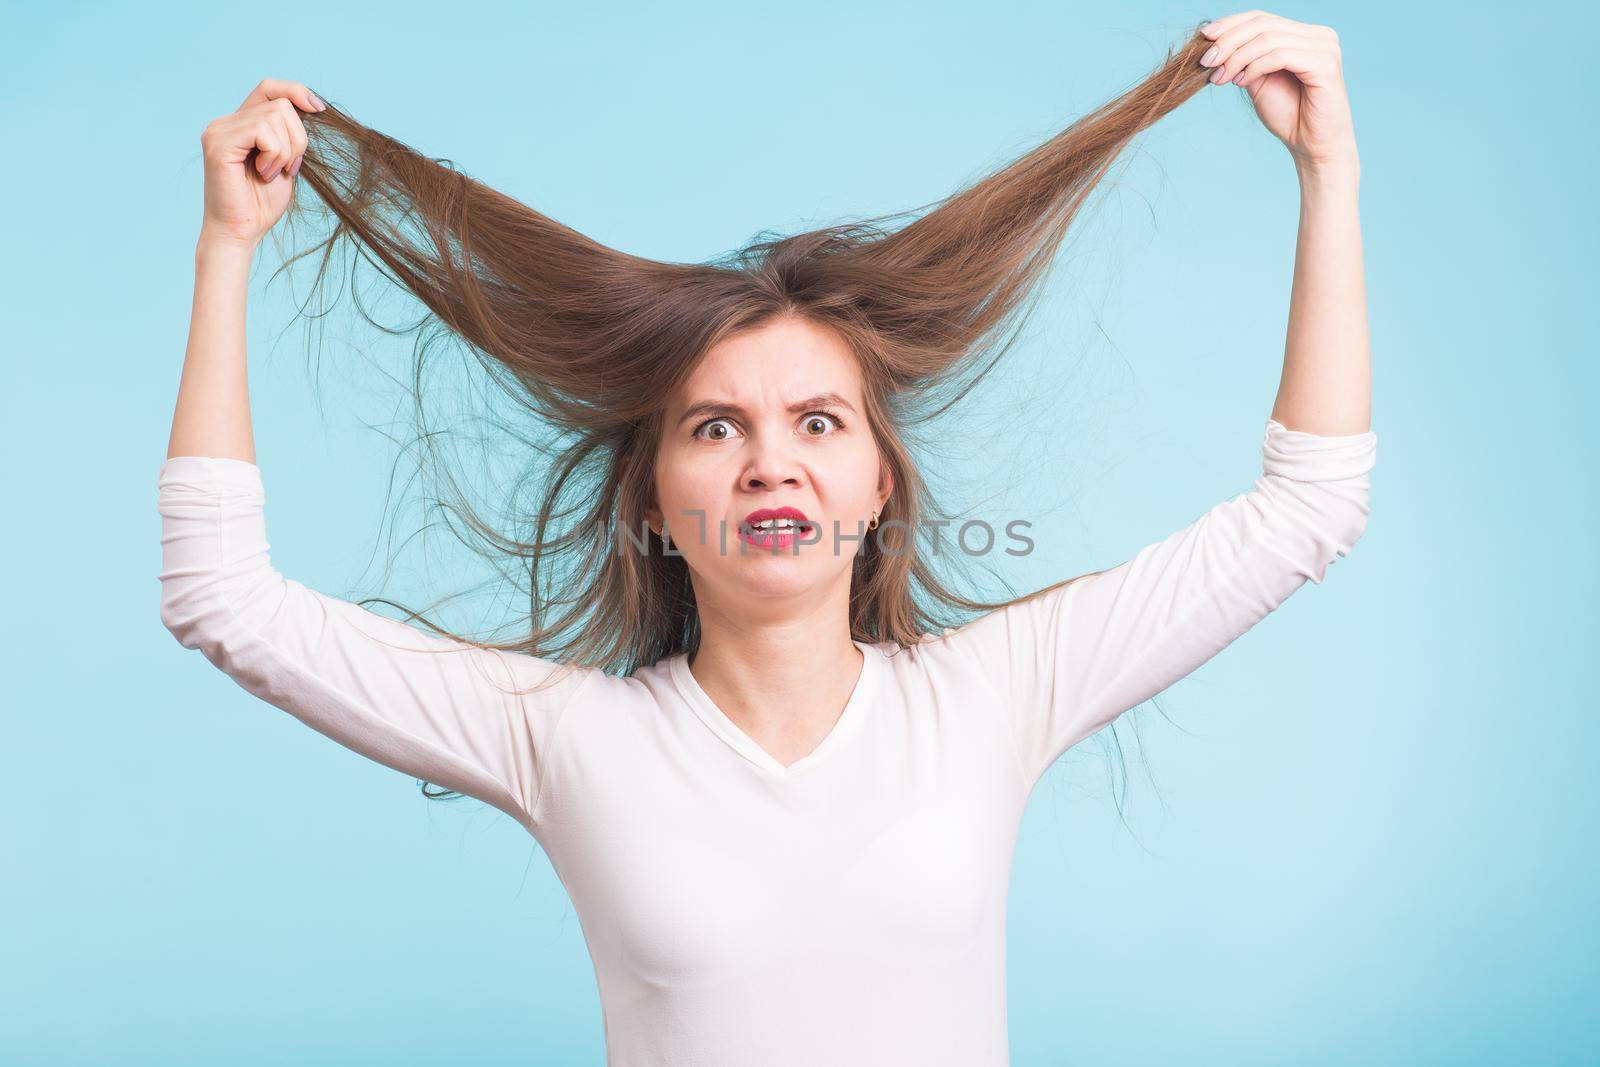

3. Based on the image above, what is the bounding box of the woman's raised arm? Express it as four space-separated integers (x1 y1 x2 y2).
1201 10 1369 435
946 14 1377 792
161 80 591 833
169 77 320 463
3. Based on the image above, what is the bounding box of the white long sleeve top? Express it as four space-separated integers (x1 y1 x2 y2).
157 417 1376 1066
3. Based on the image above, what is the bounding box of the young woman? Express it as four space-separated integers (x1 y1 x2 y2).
160 12 1373 1064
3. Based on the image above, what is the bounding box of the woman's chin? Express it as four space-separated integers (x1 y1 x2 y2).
723 558 830 598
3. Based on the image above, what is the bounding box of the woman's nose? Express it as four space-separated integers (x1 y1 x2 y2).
742 431 804 490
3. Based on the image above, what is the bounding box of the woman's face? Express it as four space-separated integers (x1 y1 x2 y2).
649 315 892 613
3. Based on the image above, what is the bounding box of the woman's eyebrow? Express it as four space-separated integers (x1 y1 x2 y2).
675 392 858 427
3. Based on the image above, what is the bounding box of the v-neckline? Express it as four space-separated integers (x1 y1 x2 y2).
668 640 883 779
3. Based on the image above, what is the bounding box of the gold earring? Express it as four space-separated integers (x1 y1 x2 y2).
868 510 879 530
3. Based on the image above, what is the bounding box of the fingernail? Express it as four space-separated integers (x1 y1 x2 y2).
287 156 302 178
1200 45 1219 66
309 92 325 110
264 164 281 181
1201 21 1217 35
1209 66 1225 84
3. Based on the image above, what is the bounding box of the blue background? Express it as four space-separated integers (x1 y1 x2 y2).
5 1 1593 1063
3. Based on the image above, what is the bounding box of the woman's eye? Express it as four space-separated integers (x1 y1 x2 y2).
696 418 738 441
802 412 842 436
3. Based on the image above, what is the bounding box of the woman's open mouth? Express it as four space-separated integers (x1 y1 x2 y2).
740 506 816 551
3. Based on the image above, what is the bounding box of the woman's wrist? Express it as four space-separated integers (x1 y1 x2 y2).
1295 153 1361 192
194 234 258 293
195 229 260 265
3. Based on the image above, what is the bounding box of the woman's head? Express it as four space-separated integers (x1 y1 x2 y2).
591 271 937 671
646 312 893 619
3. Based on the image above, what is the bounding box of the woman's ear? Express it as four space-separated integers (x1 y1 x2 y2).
877 464 894 514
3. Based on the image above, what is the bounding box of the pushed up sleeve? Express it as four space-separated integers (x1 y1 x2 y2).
157 455 593 831
954 417 1377 792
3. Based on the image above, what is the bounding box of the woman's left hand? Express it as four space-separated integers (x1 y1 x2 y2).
1198 10 1358 172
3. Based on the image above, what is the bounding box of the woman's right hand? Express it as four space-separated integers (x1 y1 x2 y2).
198 78 326 249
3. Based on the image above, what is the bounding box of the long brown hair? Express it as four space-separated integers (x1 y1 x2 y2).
265 25 1216 807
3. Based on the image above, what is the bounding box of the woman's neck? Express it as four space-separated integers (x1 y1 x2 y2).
687 588 864 766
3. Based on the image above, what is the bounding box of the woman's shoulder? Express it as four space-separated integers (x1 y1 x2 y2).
873 623 984 676
887 595 1059 675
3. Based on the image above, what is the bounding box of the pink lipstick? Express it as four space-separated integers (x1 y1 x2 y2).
740 506 815 551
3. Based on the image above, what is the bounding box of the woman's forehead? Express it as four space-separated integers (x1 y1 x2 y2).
675 317 864 409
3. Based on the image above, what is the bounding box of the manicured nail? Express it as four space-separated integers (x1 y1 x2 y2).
1201 20 1217 35
264 164 281 181
309 92 325 110
287 156 302 178
1201 46 1219 66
